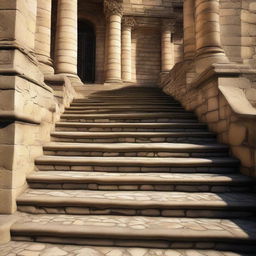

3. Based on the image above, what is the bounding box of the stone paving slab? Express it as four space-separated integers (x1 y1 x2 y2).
17 190 256 217
28 171 252 183
35 156 239 167
11 213 256 242
0 241 254 256
51 131 216 138
18 189 256 207
43 142 228 152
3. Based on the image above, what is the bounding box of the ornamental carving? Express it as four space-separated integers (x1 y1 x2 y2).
162 19 176 32
122 17 137 29
104 0 123 17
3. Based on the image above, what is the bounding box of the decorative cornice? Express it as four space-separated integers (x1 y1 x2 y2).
122 17 137 29
104 0 123 17
162 19 176 33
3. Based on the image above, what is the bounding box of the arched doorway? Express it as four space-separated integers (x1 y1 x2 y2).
78 20 96 83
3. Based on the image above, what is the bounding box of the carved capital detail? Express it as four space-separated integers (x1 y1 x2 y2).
122 17 137 29
162 19 176 33
104 0 123 17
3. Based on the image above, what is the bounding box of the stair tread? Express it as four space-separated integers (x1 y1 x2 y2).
36 155 239 166
27 171 253 184
17 189 256 209
1 242 251 256
62 112 195 118
11 212 256 241
56 122 207 127
51 131 216 137
43 142 228 152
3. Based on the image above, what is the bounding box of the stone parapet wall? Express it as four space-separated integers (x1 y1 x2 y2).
161 63 256 177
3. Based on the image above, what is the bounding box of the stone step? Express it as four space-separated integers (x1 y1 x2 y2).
11 213 256 251
27 171 255 192
66 105 183 111
17 189 256 218
43 142 229 158
35 155 239 173
64 108 188 114
60 112 196 123
70 102 181 106
1 242 251 256
51 131 216 143
55 122 209 132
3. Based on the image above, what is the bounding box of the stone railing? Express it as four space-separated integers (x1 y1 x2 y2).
160 63 256 177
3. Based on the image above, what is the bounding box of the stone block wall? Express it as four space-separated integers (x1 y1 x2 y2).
161 65 256 177
135 27 161 85
220 0 256 67
123 0 182 17
0 0 76 214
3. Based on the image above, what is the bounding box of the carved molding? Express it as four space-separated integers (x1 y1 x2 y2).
162 19 176 33
104 0 123 17
122 17 137 29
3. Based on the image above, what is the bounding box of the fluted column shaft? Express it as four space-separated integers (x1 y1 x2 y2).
104 0 123 83
35 0 54 75
122 17 136 82
195 0 228 64
55 0 78 75
183 0 196 61
161 20 175 72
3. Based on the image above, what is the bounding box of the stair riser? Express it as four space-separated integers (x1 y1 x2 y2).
28 182 253 193
10 235 256 252
52 136 216 144
17 205 256 218
36 165 237 174
44 150 229 158
65 109 187 113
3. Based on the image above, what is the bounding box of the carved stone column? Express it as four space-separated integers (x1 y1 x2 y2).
161 20 175 72
55 0 78 76
195 0 228 71
122 17 136 82
183 0 196 61
35 0 54 75
104 0 123 83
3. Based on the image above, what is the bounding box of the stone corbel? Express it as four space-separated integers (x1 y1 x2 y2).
104 0 123 17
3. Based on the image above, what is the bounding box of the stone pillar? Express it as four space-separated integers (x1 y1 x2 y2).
161 20 175 72
104 0 123 83
195 0 228 71
183 0 196 61
122 17 136 82
55 0 78 76
35 0 54 75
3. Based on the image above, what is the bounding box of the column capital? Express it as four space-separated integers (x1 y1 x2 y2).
122 17 137 29
161 19 176 33
104 0 123 17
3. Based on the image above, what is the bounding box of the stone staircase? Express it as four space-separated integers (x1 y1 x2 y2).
10 86 256 254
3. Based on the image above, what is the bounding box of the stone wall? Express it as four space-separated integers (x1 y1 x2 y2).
123 0 182 17
161 64 256 177
0 0 76 214
136 26 161 85
220 0 256 67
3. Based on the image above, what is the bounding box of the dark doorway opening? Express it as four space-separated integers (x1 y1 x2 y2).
78 20 96 83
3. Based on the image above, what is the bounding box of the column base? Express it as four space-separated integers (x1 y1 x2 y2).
196 52 229 73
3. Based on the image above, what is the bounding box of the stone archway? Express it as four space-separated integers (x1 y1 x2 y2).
78 20 96 83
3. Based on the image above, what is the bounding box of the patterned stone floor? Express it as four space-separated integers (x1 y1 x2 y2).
13 213 256 237
28 171 251 182
0 242 254 256
19 189 256 205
